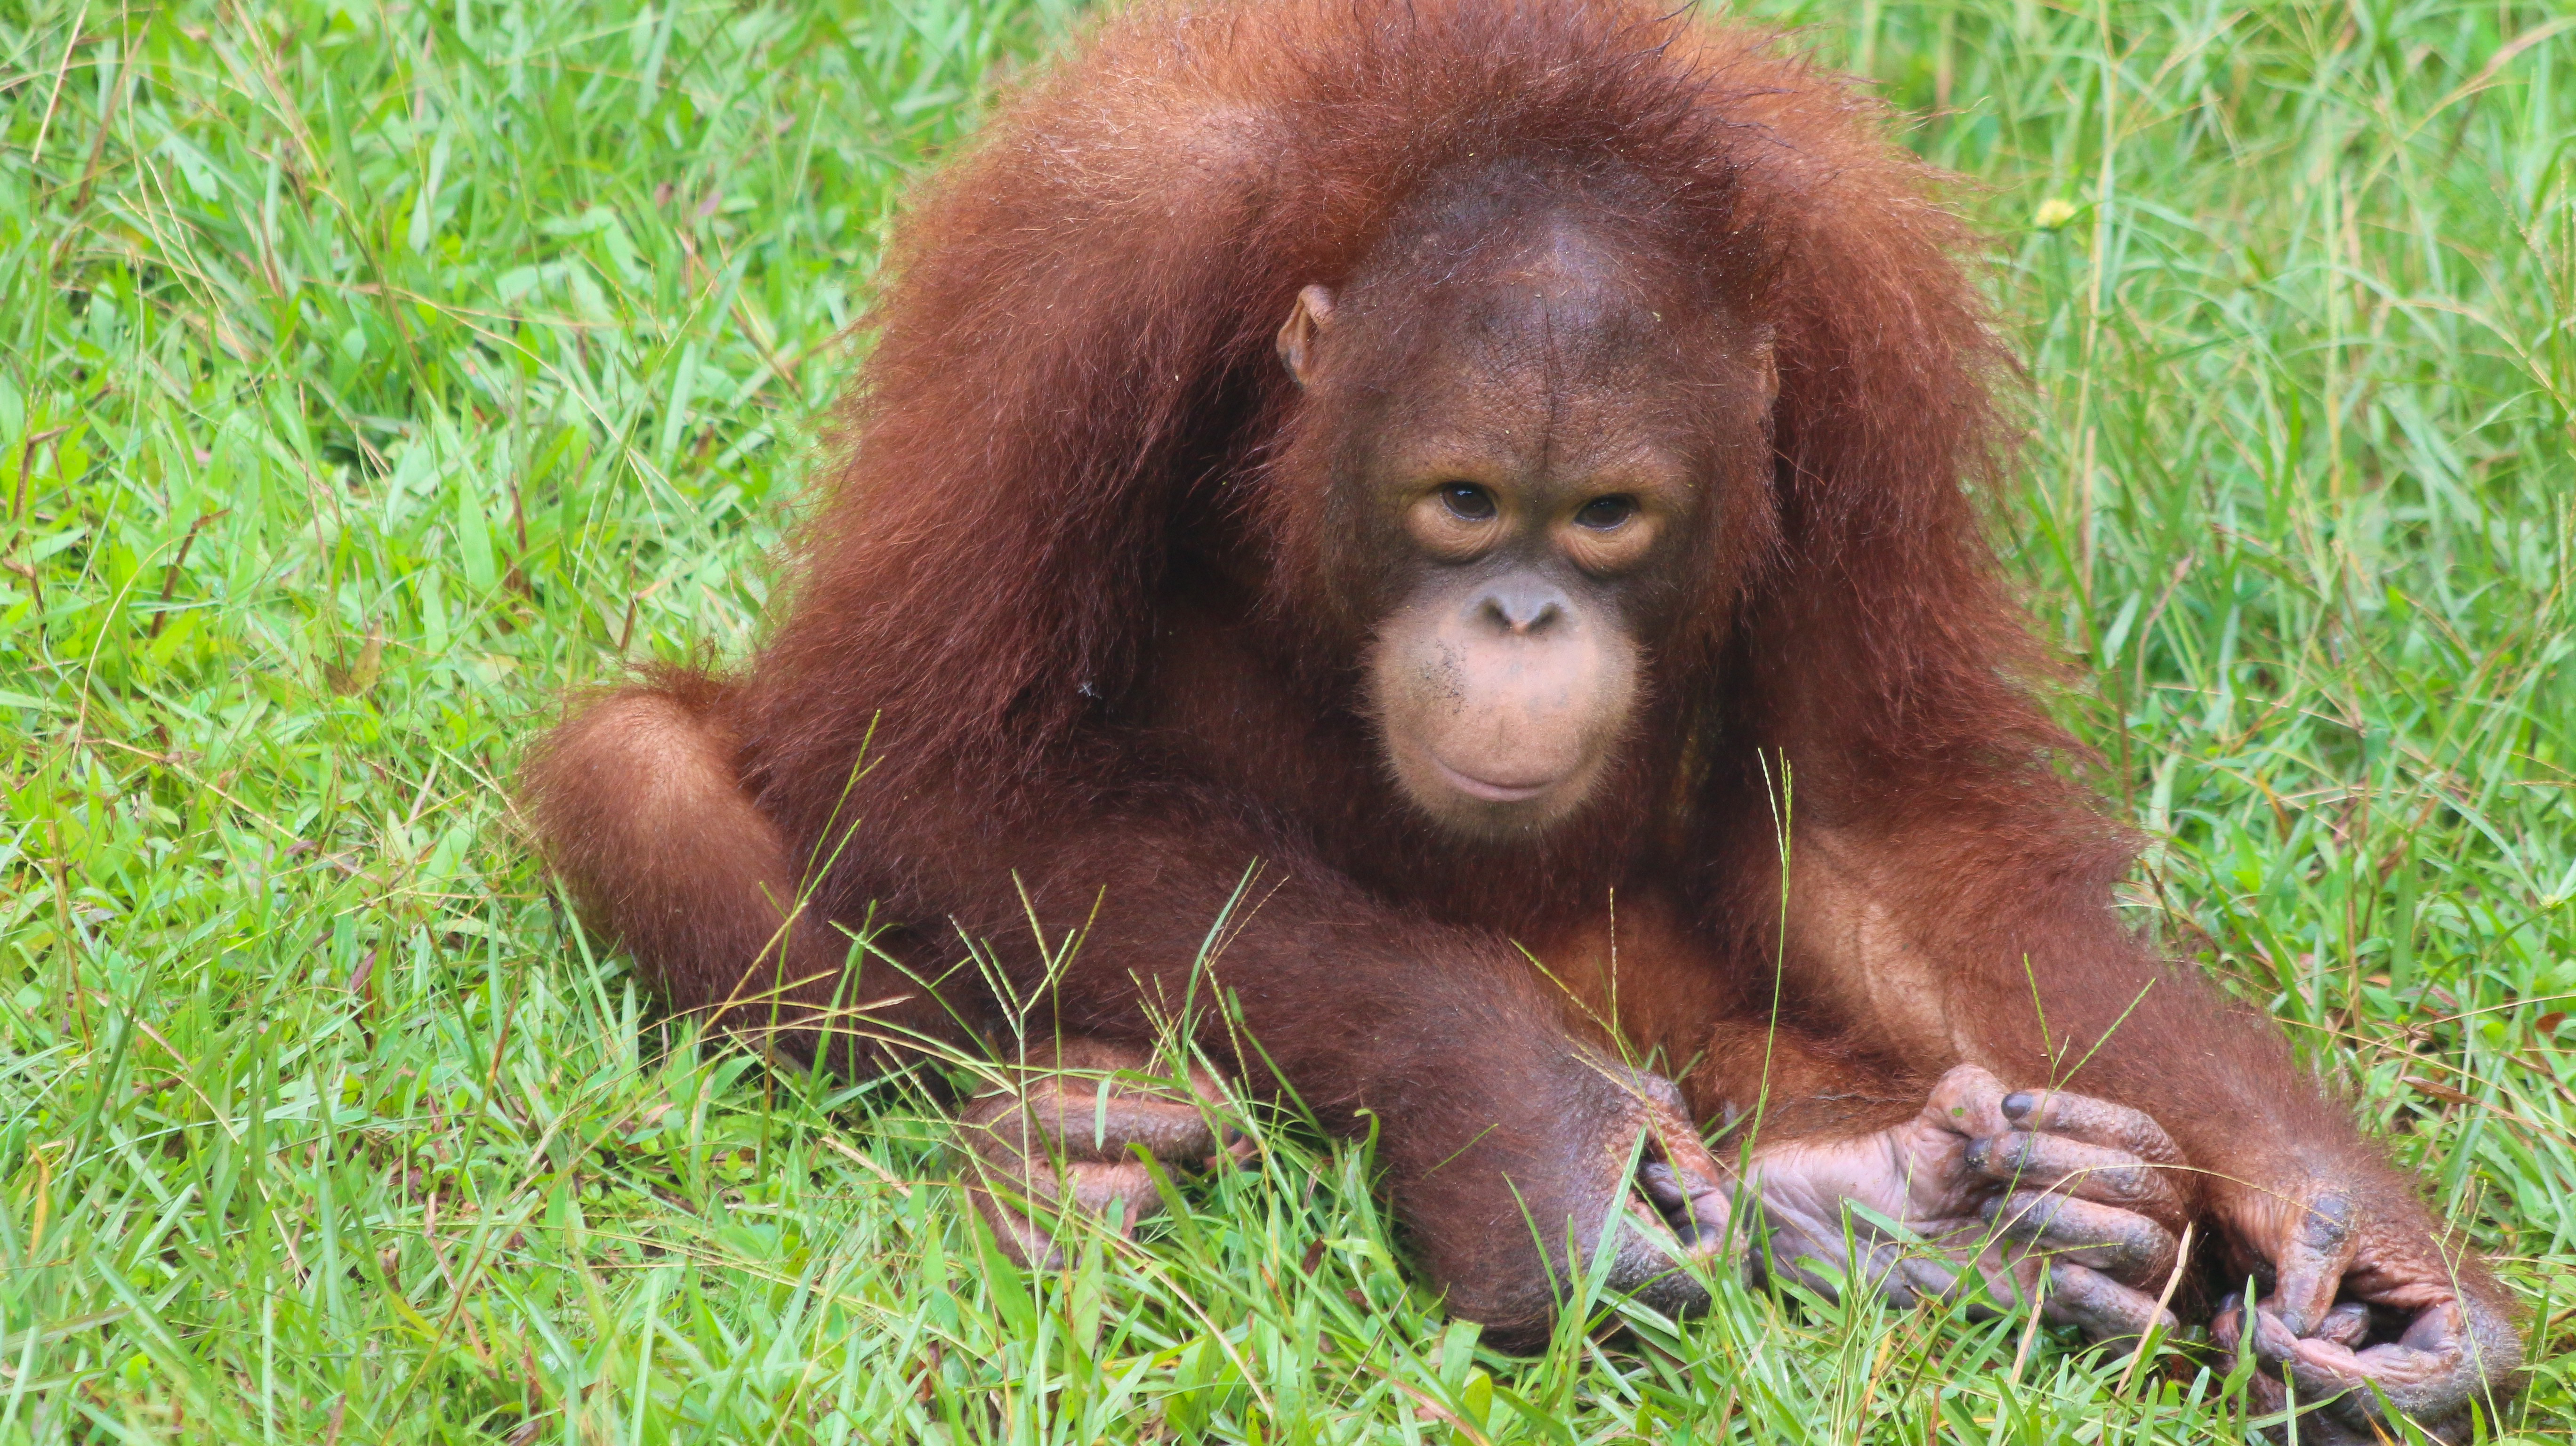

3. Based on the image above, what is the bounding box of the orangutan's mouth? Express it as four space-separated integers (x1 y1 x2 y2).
1432 756 1559 803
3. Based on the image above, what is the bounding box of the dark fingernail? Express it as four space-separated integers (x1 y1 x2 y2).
2299 1193 2354 1247
2258 1289 2312 1339
2254 1303 2309 1351
1963 1138 1990 1170
1639 1161 1686 1208
2002 1091 2036 1120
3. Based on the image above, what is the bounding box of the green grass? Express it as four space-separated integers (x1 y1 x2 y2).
1 0 2570 1439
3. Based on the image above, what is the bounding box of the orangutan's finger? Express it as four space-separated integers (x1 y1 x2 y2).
1924 1064 2012 1139
1984 1190 2179 1284
2040 1261 2180 1343
1964 1131 2190 1222
1999 1088 2184 1166
2261 1192 2358 1337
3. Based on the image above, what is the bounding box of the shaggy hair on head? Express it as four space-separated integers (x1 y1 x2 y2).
743 0 2041 837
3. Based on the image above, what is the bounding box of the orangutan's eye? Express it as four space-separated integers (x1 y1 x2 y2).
1439 483 1498 522
1574 495 1637 530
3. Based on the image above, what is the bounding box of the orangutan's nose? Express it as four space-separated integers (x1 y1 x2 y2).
1474 577 1569 636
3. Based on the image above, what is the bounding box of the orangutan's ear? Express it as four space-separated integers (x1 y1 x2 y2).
1276 285 1336 389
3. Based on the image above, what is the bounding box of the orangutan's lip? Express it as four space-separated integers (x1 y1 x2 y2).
1432 756 1559 803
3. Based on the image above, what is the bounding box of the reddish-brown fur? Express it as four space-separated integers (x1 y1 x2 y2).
524 1 2519 1431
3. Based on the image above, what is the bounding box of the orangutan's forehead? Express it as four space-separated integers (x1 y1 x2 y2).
1456 262 1670 376
1343 197 1742 385
1343 240 1719 435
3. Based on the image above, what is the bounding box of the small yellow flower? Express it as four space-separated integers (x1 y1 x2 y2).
2032 198 2080 231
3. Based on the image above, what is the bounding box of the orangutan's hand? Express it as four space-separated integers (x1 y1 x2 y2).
2208 1168 2523 1443
957 1040 1255 1268
1746 1064 2194 1342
